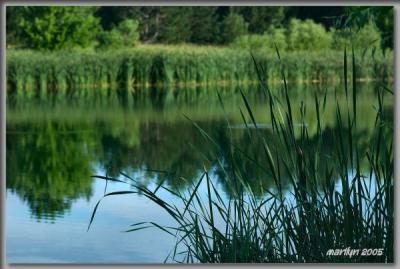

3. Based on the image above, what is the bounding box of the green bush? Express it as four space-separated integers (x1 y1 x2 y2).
266 27 287 51
332 21 382 52
16 7 100 50
97 29 124 49
232 26 287 51
232 19 334 53
286 19 332 51
232 18 383 57
97 19 139 49
232 34 270 51
117 19 140 46
221 13 248 44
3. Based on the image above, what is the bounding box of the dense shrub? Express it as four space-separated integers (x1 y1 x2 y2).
97 29 124 49
97 19 139 49
286 19 332 51
266 27 287 51
232 19 333 52
332 21 382 52
221 13 248 44
231 27 286 51
16 7 100 50
232 34 270 51
232 19 384 57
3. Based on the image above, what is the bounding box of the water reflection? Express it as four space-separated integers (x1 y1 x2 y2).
6 122 94 221
6 84 392 221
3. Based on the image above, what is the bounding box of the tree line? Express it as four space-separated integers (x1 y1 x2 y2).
6 6 393 50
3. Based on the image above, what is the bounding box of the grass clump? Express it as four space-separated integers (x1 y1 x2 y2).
87 48 393 263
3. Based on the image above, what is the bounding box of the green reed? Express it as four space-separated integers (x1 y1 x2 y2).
7 45 393 93
87 48 393 263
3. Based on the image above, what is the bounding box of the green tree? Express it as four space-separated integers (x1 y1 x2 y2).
221 13 248 44
190 7 218 44
285 7 346 28
126 7 162 43
331 21 382 53
287 19 332 51
116 19 140 46
157 7 193 43
344 7 393 49
234 6 286 34
95 6 127 30
232 27 286 52
97 19 139 49
97 29 124 49
16 6 100 50
267 27 287 51
6 6 24 47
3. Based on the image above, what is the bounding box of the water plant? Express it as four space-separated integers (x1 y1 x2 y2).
6 45 393 93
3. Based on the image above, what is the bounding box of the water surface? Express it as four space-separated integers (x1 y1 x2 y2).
6 83 392 263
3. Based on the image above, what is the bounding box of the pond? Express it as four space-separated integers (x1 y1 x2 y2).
6 83 393 263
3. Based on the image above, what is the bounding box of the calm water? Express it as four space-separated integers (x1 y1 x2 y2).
6 83 392 263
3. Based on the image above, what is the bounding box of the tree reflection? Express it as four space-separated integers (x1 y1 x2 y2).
6 84 390 220
6 121 94 221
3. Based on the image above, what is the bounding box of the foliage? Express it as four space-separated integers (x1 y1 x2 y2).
232 17 383 55
114 7 163 43
343 7 393 49
189 7 219 44
97 19 139 49
232 27 286 51
267 27 287 51
117 19 140 46
97 29 124 49
285 6 346 28
157 7 193 44
232 6 287 34
220 13 248 44
6 6 393 49
232 18 340 52
14 6 100 50
286 19 332 51
332 21 382 52
6 7 23 47
232 34 270 51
